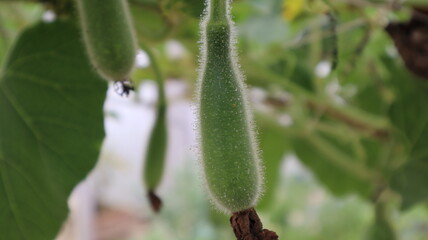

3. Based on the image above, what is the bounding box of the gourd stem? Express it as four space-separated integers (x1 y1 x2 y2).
210 0 228 23
140 41 166 106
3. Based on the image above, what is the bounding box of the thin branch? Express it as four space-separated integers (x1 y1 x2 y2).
244 60 391 140
325 11 339 70
140 41 167 106
256 112 382 184
307 133 380 182
284 18 367 49
306 100 390 141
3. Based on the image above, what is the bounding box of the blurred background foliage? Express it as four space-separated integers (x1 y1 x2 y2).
0 0 428 239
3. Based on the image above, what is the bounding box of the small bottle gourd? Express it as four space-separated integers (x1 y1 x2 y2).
143 104 167 212
75 0 137 82
142 46 168 213
197 0 263 213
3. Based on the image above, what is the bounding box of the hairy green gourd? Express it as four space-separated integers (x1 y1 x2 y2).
75 0 137 81
143 103 167 212
144 104 167 190
197 0 263 213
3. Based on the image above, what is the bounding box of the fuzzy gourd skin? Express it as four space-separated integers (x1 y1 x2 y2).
198 0 262 213
144 104 168 190
76 0 137 81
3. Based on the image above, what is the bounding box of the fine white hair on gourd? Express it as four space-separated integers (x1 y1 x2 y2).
195 0 264 214
76 0 138 82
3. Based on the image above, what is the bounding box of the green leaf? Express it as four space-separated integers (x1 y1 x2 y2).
256 117 288 209
353 84 389 116
293 131 374 198
391 159 428 209
166 0 204 18
131 3 173 42
388 65 428 161
0 20 107 239
386 56 428 208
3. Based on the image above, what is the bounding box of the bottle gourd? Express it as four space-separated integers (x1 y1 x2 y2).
143 101 167 212
197 0 263 213
75 0 137 82
141 44 168 213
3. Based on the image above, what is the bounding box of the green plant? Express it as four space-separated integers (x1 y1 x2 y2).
1 1 428 240
0 19 107 240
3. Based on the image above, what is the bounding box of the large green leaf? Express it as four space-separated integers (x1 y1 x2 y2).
293 131 374 198
388 64 428 161
391 159 428 209
386 57 428 208
0 20 107 239
256 117 288 209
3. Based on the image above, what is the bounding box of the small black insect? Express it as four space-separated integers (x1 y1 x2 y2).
113 79 135 97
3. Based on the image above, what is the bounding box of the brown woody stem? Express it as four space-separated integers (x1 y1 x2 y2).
230 208 278 240
148 190 162 213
